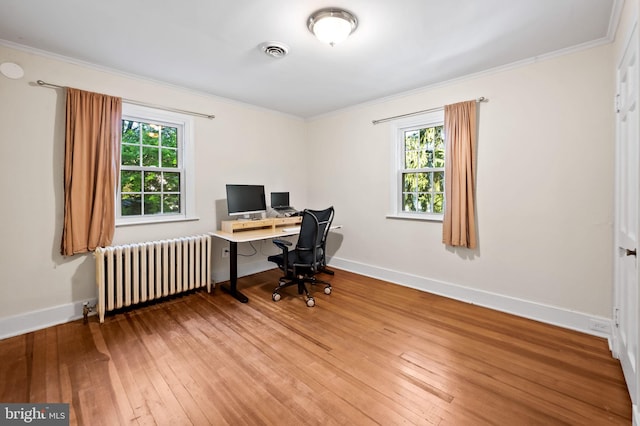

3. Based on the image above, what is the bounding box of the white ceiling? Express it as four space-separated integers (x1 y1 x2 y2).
0 0 619 118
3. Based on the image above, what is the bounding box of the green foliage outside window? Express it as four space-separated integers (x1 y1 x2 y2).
402 125 445 213
120 120 181 217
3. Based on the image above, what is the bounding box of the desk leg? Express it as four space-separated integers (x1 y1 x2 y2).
319 266 335 276
219 241 249 303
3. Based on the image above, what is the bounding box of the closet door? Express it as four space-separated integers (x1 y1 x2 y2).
614 22 640 421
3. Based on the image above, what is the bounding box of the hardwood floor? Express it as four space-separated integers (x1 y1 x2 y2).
0 269 631 425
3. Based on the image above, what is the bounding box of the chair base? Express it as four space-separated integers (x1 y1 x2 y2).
272 275 332 307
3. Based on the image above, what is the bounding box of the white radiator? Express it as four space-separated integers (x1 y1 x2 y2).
94 235 212 323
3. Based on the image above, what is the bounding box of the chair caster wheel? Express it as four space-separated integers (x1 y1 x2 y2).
272 293 281 302
306 297 315 307
324 286 332 295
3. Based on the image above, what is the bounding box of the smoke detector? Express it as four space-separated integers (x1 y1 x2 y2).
260 41 290 58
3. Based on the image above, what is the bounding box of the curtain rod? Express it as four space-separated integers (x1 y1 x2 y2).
36 80 215 120
371 97 488 125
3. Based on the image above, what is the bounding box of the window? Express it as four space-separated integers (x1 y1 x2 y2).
117 104 196 225
389 110 445 221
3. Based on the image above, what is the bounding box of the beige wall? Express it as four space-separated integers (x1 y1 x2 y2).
0 33 619 335
308 44 615 318
0 45 307 322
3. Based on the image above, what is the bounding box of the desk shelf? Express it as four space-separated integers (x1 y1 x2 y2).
221 216 302 234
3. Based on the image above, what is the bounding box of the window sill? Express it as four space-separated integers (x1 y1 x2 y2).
116 216 200 227
386 213 443 222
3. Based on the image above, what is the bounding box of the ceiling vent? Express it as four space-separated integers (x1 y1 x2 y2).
260 42 290 58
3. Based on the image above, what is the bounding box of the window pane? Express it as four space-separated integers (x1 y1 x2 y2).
162 126 178 148
434 148 445 168
144 171 162 192
417 172 430 192
418 150 427 168
421 127 435 149
121 170 141 192
122 121 140 144
142 146 159 167
405 130 419 150
418 193 431 212
435 126 444 148
433 171 444 192
121 144 140 166
144 194 161 214
422 150 434 168
164 172 180 192
161 148 178 168
403 193 416 212
142 123 160 146
121 194 141 216
433 193 444 213
403 173 416 192
405 151 419 169
163 194 180 213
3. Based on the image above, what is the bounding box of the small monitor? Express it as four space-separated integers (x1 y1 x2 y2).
226 184 266 219
271 192 290 209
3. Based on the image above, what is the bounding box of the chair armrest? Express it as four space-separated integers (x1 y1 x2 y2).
272 239 292 250
272 239 292 271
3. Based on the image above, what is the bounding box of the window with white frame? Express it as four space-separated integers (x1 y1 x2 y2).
117 104 196 225
389 110 445 221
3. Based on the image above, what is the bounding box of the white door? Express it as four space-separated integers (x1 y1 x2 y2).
614 23 640 421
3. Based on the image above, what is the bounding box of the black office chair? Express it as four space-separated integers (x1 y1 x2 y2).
267 206 335 307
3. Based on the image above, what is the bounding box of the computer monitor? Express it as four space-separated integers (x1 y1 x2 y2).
226 184 266 219
270 192 290 209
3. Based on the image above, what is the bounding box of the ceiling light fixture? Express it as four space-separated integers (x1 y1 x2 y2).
307 8 357 46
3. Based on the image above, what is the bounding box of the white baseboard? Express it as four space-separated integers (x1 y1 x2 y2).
1 257 613 343
329 257 613 342
0 259 275 341
0 298 97 340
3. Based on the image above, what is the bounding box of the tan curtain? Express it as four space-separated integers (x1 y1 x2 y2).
442 100 477 249
60 88 122 256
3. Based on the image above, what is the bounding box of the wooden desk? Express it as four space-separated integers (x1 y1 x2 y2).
211 217 302 303
211 217 341 303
